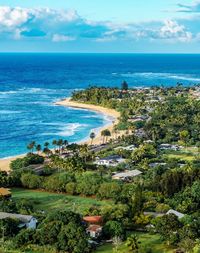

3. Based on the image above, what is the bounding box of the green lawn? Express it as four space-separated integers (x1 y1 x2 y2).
162 147 199 162
96 232 174 253
11 188 112 215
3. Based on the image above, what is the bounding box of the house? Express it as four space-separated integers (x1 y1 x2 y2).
115 145 136 151
95 155 125 167
149 162 167 168
0 212 37 229
86 225 103 238
160 144 180 151
83 216 103 224
0 188 11 199
128 115 148 123
83 216 103 239
134 129 146 138
166 209 185 219
112 169 142 181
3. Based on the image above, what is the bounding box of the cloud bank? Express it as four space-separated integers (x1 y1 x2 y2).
0 4 199 50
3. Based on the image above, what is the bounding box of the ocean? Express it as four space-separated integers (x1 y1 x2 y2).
0 53 200 158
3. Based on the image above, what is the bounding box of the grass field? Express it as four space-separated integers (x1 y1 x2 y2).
162 146 199 162
11 188 112 215
96 232 174 253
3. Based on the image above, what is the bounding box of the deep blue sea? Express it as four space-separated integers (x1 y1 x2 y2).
0 53 200 158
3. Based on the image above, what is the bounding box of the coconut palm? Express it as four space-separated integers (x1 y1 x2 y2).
27 141 36 154
36 144 42 154
101 129 111 144
90 132 96 145
52 140 57 152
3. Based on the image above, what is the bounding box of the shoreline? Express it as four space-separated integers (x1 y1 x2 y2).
55 98 120 145
0 98 120 172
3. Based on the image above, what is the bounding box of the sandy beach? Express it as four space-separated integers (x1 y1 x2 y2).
55 98 120 145
0 98 120 173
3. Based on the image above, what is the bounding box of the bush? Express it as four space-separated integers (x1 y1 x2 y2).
21 173 43 189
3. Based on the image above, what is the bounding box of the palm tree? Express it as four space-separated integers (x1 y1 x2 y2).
27 141 36 154
101 129 111 144
90 132 96 145
125 235 140 253
36 144 42 154
44 142 50 150
52 140 57 152
57 139 63 154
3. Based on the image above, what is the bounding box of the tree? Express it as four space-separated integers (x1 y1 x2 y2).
52 140 58 152
125 234 140 253
36 144 42 154
121 81 128 91
154 214 182 245
57 222 90 253
90 132 96 145
101 129 111 143
0 218 20 238
21 173 42 189
103 221 125 239
27 141 35 154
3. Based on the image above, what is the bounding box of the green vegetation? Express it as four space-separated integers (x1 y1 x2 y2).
96 232 174 253
1 85 200 253
11 188 112 215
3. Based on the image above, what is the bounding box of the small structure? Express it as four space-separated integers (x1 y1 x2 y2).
115 145 136 151
166 209 185 219
0 212 37 229
0 188 11 199
83 216 103 239
134 129 146 138
160 144 180 151
112 169 142 181
149 162 167 168
86 225 103 238
95 155 125 167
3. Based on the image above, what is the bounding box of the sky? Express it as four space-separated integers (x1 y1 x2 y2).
0 0 200 52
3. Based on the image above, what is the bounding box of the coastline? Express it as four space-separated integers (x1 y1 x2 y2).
0 98 120 172
55 98 120 145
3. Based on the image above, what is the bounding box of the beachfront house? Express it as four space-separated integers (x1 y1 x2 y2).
112 169 143 181
95 155 125 167
115 145 136 151
128 115 148 123
0 212 38 229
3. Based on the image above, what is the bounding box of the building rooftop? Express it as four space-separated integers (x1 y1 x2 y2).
83 216 102 224
0 188 11 197
0 212 33 223
166 209 185 219
112 169 142 179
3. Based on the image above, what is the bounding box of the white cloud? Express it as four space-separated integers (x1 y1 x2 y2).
0 6 29 28
0 6 196 45
159 20 192 42
52 34 76 42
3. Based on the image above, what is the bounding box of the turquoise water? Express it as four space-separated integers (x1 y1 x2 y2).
0 53 200 158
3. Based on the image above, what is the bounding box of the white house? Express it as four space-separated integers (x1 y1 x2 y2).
0 212 37 229
115 145 136 151
160 144 180 151
166 209 185 219
112 169 142 181
86 225 103 238
95 155 125 167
